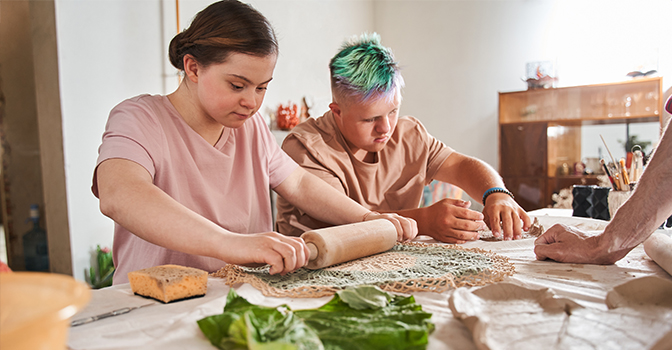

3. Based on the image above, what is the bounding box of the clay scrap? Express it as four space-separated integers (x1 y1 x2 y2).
448 276 672 350
479 217 544 241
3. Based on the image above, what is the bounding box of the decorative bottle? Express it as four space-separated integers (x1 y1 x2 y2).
23 204 49 271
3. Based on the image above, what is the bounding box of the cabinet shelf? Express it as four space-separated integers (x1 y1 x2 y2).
498 77 663 210
550 174 600 179
499 77 662 125
506 115 660 126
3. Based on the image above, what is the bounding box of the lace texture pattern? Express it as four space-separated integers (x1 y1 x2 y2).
212 242 515 298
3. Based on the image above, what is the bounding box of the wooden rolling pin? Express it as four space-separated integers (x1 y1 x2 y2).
644 232 672 276
301 219 398 269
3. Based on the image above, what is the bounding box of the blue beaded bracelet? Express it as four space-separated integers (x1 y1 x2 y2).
482 187 514 205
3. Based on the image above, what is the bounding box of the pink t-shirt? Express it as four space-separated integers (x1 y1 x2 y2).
92 94 297 284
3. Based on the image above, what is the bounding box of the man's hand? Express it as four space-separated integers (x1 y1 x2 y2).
534 224 595 263
482 193 531 240
420 198 487 244
534 224 615 264
364 212 418 242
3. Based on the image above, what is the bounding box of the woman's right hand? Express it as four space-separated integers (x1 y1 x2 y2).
224 232 310 275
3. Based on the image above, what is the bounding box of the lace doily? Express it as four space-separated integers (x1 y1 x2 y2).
212 242 515 298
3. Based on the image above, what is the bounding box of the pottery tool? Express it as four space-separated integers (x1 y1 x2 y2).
630 149 644 182
70 303 155 327
600 135 619 169
644 232 672 276
301 219 398 269
600 159 617 190
600 135 627 190
609 162 624 191
618 158 630 186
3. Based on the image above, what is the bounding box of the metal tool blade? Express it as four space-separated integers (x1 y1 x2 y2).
70 303 154 327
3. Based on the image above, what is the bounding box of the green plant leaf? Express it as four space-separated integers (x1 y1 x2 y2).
295 293 434 350
93 267 115 289
86 245 115 289
84 267 93 285
336 285 392 310
198 286 433 350
198 289 323 350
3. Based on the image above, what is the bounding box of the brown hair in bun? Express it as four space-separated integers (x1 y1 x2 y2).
168 0 277 70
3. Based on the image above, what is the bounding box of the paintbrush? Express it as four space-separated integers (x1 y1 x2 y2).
619 158 630 186
600 158 617 190
600 135 618 168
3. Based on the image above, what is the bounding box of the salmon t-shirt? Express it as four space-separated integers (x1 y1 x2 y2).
276 111 452 237
92 94 297 284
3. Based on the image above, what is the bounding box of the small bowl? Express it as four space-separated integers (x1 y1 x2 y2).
0 272 91 350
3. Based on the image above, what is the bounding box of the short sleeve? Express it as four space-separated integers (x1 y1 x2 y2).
282 134 346 193
256 117 298 189
91 97 162 197
408 117 453 182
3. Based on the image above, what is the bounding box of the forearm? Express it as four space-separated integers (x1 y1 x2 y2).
435 153 504 200
105 186 230 258
275 167 370 225
97 162 232 261
599 123 672 258
384 207 423 221
381 207 427 230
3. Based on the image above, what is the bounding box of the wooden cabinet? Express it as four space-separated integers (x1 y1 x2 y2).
498 77 663 211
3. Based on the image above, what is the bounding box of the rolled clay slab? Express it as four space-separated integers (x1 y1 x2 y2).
644 232 672 276
301 219 397 269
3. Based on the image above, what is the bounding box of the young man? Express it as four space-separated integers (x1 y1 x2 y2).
276 33 530 243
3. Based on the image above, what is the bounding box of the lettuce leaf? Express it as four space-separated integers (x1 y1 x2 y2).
295 292 434 350
197 289 323 350
336 285 392 310
198 286 434 350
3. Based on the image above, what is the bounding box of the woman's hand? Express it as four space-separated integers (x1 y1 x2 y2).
225 232 310 275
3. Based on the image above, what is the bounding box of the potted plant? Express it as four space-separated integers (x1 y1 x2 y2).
85 245 114 289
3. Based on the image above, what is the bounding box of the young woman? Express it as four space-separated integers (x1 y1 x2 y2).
93 0 416 284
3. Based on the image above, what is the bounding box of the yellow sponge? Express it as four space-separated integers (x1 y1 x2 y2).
127 264 208 303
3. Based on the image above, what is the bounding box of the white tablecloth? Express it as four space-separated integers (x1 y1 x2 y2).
67 213 672 350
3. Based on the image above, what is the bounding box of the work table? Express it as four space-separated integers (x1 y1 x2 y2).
67 213 672 350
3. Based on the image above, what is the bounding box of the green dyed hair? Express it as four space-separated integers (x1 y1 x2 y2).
329 33 403 104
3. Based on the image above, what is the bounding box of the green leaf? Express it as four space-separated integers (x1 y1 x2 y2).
245 310 321 350
198 312 247 349
86 245 115 289
223 288 256 312
295 293 434 350
84 267 93 285
198 287 433 350
93 267 115 289
198 289 323 350
336 285 392 310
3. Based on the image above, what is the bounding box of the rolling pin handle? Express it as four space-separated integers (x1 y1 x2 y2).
307 242 318 261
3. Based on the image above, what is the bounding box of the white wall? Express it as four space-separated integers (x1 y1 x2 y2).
56 0 167 281
56 0 671 281
375 0 671 169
